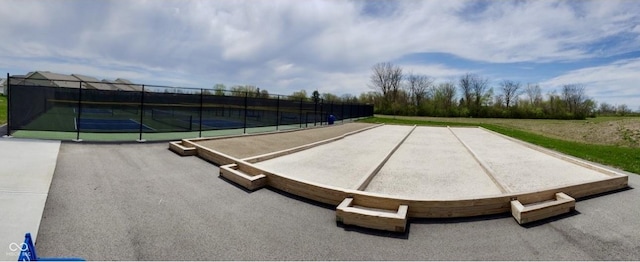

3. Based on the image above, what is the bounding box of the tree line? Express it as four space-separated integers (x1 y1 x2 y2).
364 62 634 119
206 84 360 104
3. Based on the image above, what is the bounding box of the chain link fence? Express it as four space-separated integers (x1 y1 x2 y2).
5 75 373 141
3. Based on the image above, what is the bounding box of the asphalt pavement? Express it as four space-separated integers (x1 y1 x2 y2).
35 142 640 260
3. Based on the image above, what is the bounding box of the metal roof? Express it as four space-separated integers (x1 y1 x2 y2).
71 74 116 90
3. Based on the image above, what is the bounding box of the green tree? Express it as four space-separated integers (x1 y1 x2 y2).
321 93 340 103
311 90 321 103
213 83 226 96
289 89 308 101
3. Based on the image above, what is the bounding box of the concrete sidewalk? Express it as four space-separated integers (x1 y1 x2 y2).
0 138 60 261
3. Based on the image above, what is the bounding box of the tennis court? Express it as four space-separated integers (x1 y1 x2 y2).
5 75 374 141
198 119 244 129
75 108 114 115
75 118 154 132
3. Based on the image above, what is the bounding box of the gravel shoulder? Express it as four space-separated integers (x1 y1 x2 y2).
194 122 375 158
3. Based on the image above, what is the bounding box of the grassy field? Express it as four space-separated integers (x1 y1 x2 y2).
360 115 640 175
0 95 6 125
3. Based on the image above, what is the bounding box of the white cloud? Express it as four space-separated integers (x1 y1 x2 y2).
0 0 638 101
540 58 640 109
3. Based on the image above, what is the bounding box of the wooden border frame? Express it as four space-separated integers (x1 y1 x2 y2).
169 125 630 231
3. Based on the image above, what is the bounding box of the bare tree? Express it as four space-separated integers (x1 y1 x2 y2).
341 94 357 103
500 80 521 108
459 73 474 109
562 84 586 114
259 89 270 98
370 62 403 111
433 82 457 112
598 102 615 114
471 75 489 113
617 104 631 116
524 83 542 106
406 73 433 107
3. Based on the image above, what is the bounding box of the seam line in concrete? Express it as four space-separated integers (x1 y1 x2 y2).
448 126 511 193
356 125 417 191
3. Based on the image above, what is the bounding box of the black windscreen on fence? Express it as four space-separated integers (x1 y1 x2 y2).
5 76 374 138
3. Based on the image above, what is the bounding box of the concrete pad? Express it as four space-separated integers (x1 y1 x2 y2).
365 126 504 199
450 128 610 192
255 125 413 189
0 138 60 261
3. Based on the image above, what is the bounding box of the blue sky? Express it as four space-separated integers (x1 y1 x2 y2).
1 0 639 110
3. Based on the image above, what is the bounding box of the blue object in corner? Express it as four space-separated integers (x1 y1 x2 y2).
18 233 85 261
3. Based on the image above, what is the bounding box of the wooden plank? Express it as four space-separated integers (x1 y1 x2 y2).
180 132 628 221
168 141 197 156
511 192 576 224
219 164 267 191
336 198 408 232
267 173 348 205
195 146 237 166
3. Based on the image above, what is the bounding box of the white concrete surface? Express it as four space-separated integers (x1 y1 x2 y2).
365 126 504 199
450 128 610 192
0 138 60 261
255 125 413 189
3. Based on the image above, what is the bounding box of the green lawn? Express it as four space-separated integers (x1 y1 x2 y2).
359 116 640 175
0 95 6 125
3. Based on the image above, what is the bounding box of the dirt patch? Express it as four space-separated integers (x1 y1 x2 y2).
384 115 640 147
193 122 376 158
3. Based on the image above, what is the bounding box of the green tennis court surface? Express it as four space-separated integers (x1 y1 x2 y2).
10 124 306 142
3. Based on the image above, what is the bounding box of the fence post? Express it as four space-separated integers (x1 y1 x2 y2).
198 89 203 137
319 99 323 126
330 101 334 119
73 81 83 142
314 99 317 126
5 73 11 137
276 95 280 131
341 102 344 123
243 91 248 134
298 98 303 128
137 85 146 142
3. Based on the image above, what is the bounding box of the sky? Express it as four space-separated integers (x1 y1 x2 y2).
1 0 639 110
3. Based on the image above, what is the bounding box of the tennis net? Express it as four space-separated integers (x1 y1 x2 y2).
151 109 193 131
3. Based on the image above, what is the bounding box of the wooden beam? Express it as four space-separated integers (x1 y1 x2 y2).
511 192 575 224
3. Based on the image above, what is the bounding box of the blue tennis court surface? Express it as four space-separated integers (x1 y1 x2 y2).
74 108 113 114
76 118 153 131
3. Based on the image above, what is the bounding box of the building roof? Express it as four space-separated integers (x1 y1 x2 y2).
10 71 145 92
71 74 115 91
31 71 82 88
115 78 143 92
103 79 136 91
